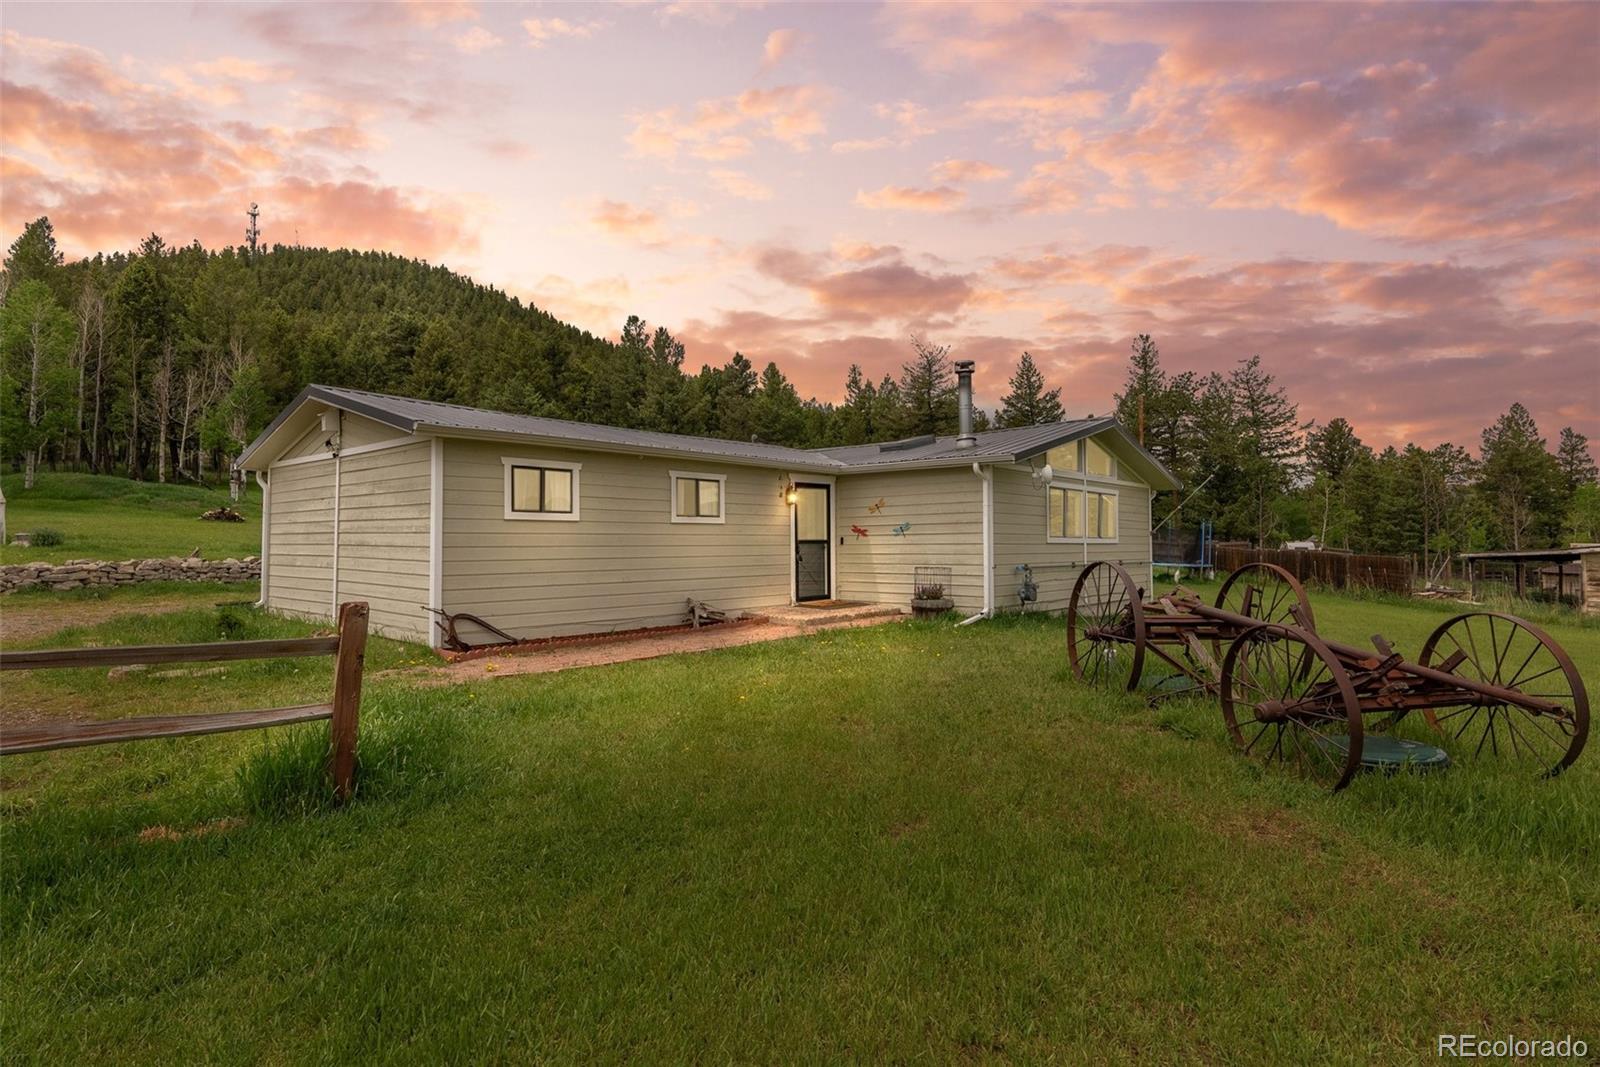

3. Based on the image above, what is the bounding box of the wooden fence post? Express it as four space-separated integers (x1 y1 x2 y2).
329 601 369 801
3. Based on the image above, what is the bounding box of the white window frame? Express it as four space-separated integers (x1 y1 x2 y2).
668 469 727 524
1082 437 1118 480
502 456 581 521
1046 439 1119 483
1046 483 1119 544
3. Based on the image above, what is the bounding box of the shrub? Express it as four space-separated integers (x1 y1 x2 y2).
29 527 65 547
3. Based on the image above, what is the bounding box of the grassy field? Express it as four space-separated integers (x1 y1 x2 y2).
1 587 1595 1062
0 473 261 565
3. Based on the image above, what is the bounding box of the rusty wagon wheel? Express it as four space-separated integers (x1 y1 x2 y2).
1418 612 1590 778
1214 562 1316 634
1067 561 1146 691
1221 623 1364 792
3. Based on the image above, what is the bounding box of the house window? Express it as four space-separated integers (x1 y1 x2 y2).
670 471 726 524
1084 438 1116 478
502 457 581 521
1045 437 1117 480
1046 442 1082 473
1048 486 1117 542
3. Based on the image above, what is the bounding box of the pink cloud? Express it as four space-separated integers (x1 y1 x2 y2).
761 28 802 72
629 84 830 159
855 184 965 212
522 17 604 47
586 199 667 244
0 53 475 261
929 159 1009 183
708 169 773 201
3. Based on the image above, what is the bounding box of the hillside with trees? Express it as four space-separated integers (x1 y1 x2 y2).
2 218 1594 562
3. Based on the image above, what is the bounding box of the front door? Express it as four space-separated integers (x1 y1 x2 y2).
794 484 830 601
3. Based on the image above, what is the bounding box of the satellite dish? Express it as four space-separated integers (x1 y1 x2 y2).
1031 463 1054 488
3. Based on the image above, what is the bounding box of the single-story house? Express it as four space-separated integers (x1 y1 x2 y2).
236 362 1180 646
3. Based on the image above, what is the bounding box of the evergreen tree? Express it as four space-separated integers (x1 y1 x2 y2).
752 362 804 444
871 374 903 442
4 217 67 302
1112 334 1196 483
996 351 1064 427
1113 334 1163 443
709 352 758 442
1555 427 1597 493
898 336 957 436
1303 417 1369 547
1222 355 1301 547
1478 403 1563 549
837 363 877 444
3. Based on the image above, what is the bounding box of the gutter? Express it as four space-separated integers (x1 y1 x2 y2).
958 462 995 625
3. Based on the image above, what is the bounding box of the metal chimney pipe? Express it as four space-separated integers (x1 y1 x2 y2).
954 359 977 448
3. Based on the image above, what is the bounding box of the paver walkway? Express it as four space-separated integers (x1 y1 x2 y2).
400 607 907 684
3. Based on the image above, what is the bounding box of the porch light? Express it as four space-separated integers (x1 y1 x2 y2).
784 481 798 505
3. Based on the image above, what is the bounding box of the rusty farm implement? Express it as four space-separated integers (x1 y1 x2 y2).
1067 561 1590 791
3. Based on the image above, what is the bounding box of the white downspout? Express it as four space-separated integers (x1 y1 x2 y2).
428 437 443 648
330 412 342 615
959 462 995 625
254 470 270 607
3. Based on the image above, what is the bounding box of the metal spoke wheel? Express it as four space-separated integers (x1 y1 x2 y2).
1067 561 1146 691
1221 623 1364 792
1418 612 1590 778
1215 563 1316 632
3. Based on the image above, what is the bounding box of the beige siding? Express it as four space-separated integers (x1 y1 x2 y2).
265 431 431 642
991 465 1153 614
333 441 431 641
441 439 792 641
835 467 984 614
266 460 334 620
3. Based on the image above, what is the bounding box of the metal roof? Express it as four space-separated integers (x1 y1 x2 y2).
239 385 841 470
811 418 1114 469
238 385 1180 488
1458 546 1600 561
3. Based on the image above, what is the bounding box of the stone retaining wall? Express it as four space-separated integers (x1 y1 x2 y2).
0 556 261 594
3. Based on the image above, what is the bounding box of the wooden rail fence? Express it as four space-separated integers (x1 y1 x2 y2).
1214 545 1412 593
0 601 369 800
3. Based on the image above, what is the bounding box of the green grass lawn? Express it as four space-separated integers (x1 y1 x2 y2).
1 589 1596 1062
1 472 261 565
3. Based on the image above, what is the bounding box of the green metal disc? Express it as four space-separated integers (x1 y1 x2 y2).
1317 734 1452 774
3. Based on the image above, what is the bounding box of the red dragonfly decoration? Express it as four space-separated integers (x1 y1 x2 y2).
850 524 870 539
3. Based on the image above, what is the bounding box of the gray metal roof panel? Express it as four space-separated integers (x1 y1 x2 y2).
240 387 1176 488
810 418 1113 468
304 385 846 468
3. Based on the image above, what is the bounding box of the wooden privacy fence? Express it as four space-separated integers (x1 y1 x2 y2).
0 601 369 800
1214 544 1412 593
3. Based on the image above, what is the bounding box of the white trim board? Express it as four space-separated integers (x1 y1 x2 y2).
667 469 728 524
501 456 582 521
269 435 420 468
428 437 444 648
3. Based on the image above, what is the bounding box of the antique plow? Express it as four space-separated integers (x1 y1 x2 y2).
1067 562 1590 791
1067 561 1315 698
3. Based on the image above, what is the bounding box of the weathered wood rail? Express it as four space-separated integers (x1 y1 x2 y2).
0 601 369 800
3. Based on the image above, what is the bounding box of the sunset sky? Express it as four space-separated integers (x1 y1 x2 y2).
2 1 1596 448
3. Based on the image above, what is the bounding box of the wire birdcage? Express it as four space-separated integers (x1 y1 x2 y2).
913 565 952 602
